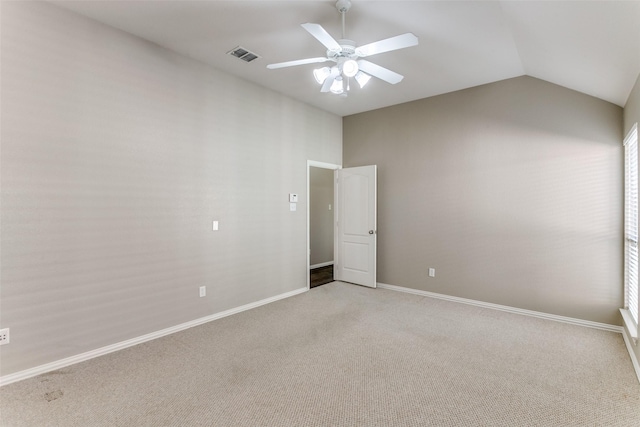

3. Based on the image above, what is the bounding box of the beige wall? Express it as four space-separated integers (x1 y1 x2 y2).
623 73 640 375
0 2 341 377
309 167 334 266
344 76 623 325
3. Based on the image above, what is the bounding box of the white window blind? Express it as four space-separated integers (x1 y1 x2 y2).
624 123 639 327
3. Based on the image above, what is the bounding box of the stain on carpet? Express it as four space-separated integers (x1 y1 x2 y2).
44 390 64 402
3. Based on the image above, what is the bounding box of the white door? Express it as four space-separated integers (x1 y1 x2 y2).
334 165 377 288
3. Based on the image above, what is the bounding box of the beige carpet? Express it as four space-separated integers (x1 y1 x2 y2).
1 282 639 426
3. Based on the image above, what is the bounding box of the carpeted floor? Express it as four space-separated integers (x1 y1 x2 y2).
1 282 639 426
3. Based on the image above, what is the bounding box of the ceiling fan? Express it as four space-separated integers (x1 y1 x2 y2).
266 0 418 96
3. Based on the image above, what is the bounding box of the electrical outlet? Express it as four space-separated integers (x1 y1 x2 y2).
428 268 436 278
0 328 10 345
199 286 206 298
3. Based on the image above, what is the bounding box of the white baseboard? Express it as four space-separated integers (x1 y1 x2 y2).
377 282 623 333
0 287 308 387
310 261 334 269
621 326 640 384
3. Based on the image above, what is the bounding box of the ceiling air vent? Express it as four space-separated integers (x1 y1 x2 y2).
227 46 260 63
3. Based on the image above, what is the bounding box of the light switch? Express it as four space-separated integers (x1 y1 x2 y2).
289 193 298 203
329 204 332 211
213 220 219 231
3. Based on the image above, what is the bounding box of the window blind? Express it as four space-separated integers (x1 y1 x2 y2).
624 123 639 326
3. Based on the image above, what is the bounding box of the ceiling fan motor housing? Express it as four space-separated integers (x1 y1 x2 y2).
327 40 358 77
328 40 356 59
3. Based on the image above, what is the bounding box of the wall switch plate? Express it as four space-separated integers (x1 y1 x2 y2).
199 286 206 297
290 203 297 211
0 328 9 345
212 220 219 231
289 193 298 203
429 268 436 278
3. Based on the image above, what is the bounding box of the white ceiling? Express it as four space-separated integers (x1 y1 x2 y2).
53 0 640 117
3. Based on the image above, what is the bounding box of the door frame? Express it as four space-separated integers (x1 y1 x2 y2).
307 160 341 289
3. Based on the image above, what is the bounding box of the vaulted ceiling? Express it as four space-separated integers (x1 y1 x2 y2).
53 1 640 117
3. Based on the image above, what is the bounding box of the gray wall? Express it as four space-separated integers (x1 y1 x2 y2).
344 76 623 325
309 167 334 266
623 73 640 371
0 2 342 377
625 74 640 136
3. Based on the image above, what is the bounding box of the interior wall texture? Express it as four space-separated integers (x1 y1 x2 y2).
344 76 623 325
0 1 342 377
309 167 334 266
623 73 640 371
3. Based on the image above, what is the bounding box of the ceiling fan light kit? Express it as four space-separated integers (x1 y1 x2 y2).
354 71 371 88
313 67 332 84
330 77 344 95
267 0 418 97
341 59 359 77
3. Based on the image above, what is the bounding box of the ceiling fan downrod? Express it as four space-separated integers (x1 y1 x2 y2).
336 0 351 39
335 0 355 95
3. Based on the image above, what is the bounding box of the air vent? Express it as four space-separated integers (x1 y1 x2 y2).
227 46 260 63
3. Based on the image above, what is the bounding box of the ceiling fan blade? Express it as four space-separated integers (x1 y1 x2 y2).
357 60 404 84
320 76 335 93
301 23 341 53
355 33 418 57
267 57 330 69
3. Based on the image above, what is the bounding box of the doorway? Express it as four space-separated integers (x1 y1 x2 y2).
307 161 377 289
307 161 340 289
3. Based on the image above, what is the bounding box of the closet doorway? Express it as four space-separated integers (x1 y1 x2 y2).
307 161 339 288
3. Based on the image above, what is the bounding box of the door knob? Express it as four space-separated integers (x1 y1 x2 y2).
369 230 375 234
